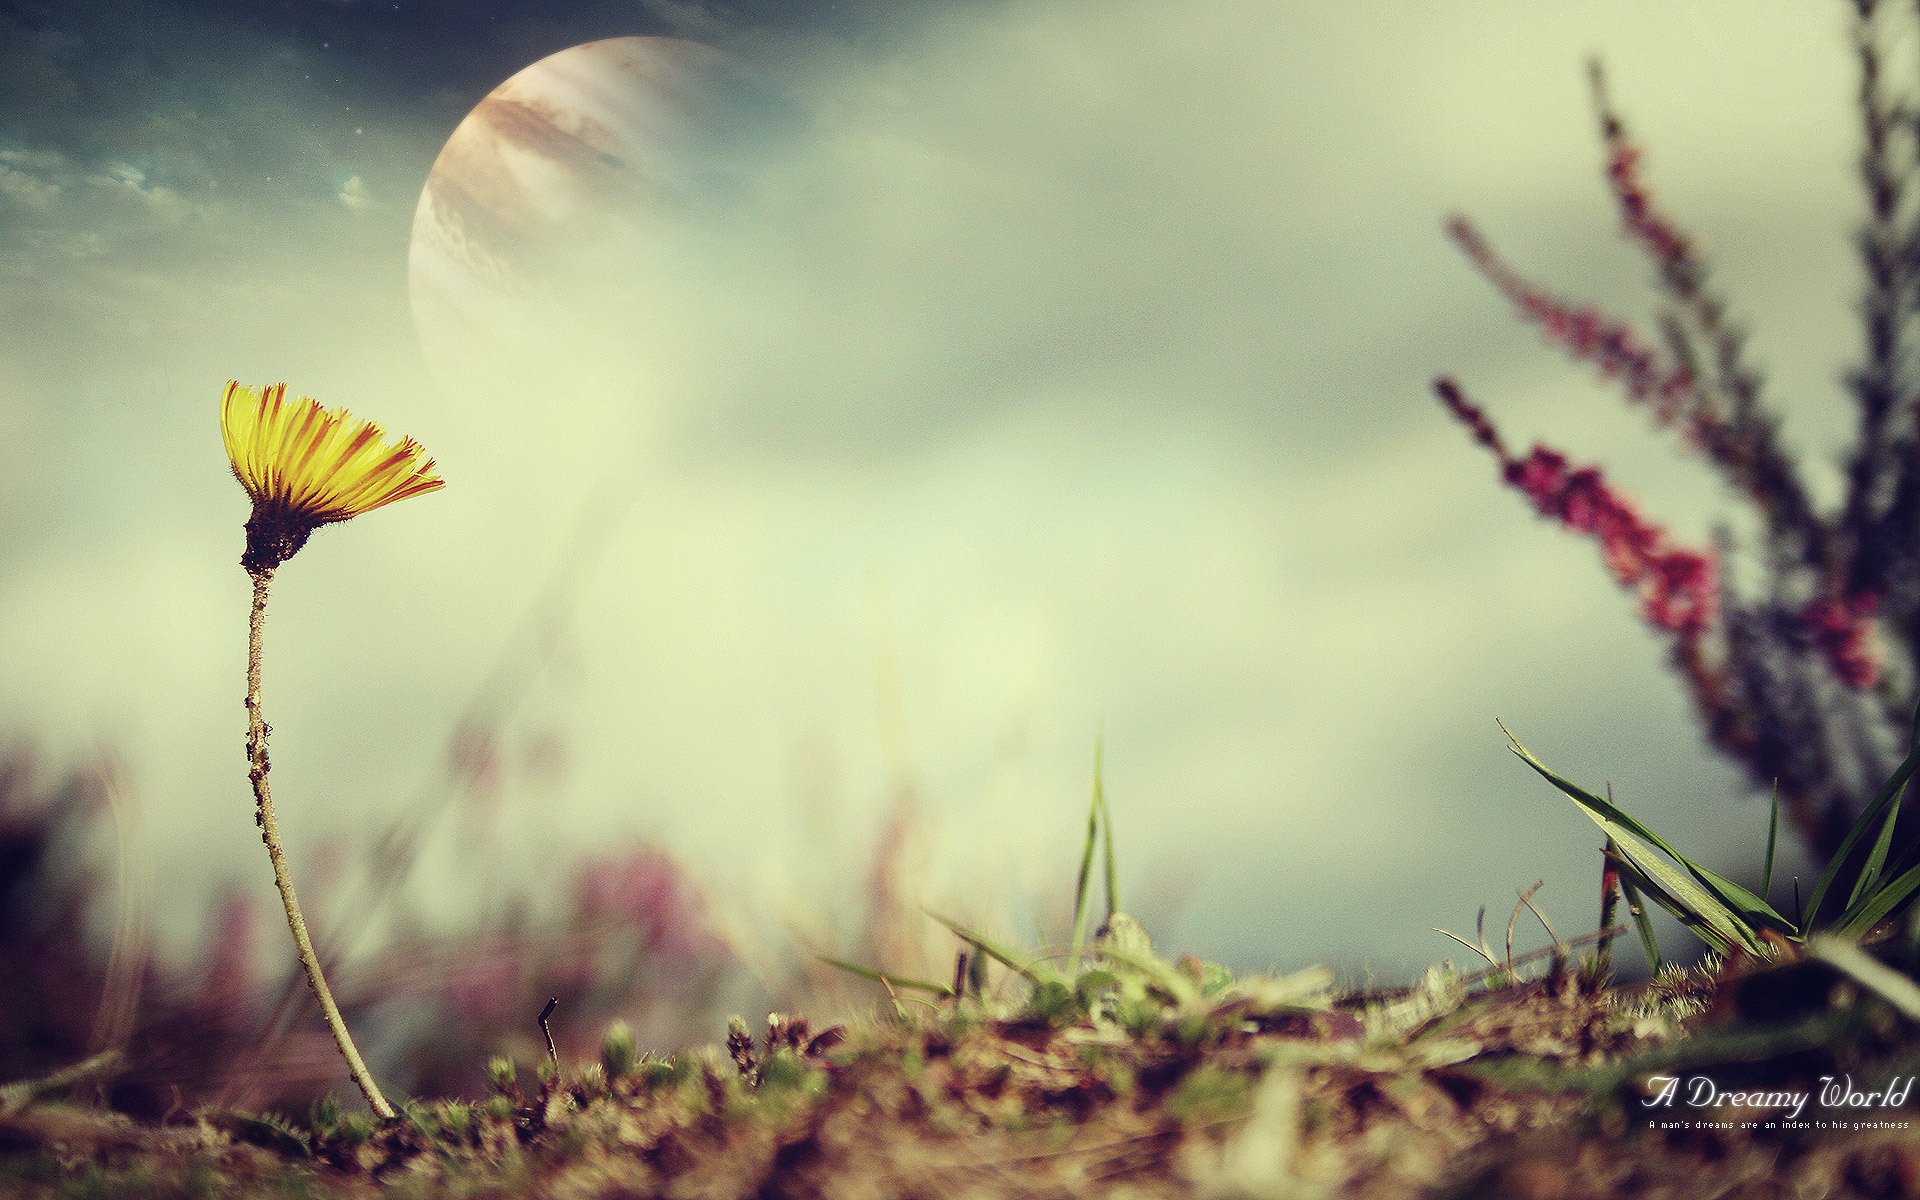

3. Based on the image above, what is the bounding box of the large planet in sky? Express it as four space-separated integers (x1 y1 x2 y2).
408 37 800 405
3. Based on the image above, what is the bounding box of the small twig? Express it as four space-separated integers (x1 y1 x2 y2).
539 997 559 1068
879 976 910 1021
1518 882 1566 955
0 1051 124 1116
1455 926 1630 991
1504 886 1539 972
1433 927 1503 971
995 1043 1066 1072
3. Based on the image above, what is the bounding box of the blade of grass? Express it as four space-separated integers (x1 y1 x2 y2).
1505 884 1545 972
1518 883 1567 957
1434 927 1502 971
1763 780 1780 901
1805 700 1920 928
1806 937 1920 1022
1502 722 1787 938
815 954 955 998
926 910 1044 984
1097 939 1200 1008
1833 860 1920 937
1847 793 1903 914
1097 732 1117 923
1066 738 1104 977
1613 854 1662 971
1606 841 1746 956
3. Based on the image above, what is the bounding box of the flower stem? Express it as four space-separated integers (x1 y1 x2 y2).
246 567 395 1121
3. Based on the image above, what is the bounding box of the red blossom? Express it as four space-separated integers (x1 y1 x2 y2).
1604 135 1692 271
1799 591 1881 690
1441 382 1718 640
1645 550 1717 638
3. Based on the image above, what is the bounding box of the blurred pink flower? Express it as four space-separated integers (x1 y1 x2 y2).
441 935 525 1025
1800 591 1882 690
1604 131 1692 273
571 845 724 968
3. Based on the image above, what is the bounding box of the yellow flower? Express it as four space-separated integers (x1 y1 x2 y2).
222 380 444 572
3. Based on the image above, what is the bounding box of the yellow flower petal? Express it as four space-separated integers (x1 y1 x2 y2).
221 381 444 524
222 381 444 573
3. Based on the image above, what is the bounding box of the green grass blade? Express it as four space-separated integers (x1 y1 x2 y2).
1066 739 1104 977
1806 936 1920 1022
1097 733 1118 923
1806 701 1920 928
1763 779 1780 903
1501 722 1691 858
1834 860 1920 937
1611 852 1662 971
925 910 1044 984
1680 860 1790 935
1847 793 1904 915
1605 837 1750 955
814 954 955 998
1501 723 1775 947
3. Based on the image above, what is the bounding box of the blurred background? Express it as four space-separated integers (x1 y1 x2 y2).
0 0 1872 1106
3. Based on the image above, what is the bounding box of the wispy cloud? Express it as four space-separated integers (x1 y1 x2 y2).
0 155 61 211
87 161 189 218
338 174 371 210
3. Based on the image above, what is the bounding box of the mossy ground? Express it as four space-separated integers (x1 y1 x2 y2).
5 934 1920 1199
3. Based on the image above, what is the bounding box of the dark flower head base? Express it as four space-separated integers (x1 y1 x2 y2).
241 502 317 576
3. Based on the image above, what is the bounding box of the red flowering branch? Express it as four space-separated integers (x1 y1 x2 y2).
1447 218 1696 428
1438 356 1897 865
1588 61 1829 575
1437 379 1718 641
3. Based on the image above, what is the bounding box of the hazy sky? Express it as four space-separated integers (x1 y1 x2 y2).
0 0 1874 982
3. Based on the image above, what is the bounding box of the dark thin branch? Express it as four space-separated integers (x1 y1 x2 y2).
1589 58 1831 577
1846 0 1909 599
540 997 559 1068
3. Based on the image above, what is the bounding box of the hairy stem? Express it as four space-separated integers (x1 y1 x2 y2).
246 568 395 1121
